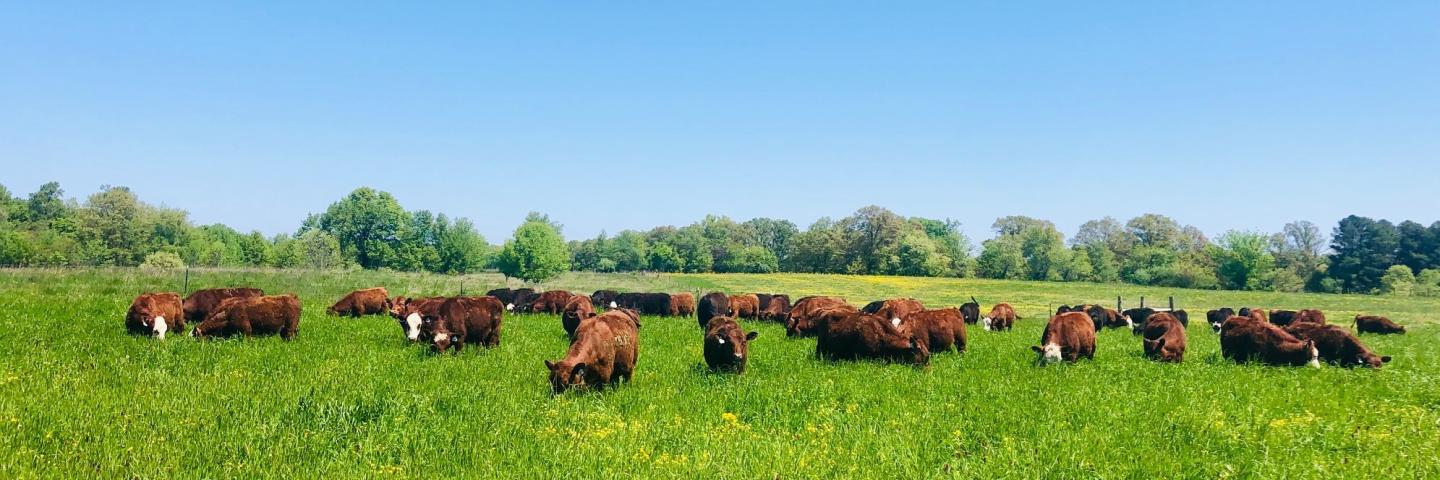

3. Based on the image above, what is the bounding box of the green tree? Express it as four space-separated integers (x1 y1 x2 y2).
140 251 185 271
1414 269 1440 297
1379 265 1415 296
647 242 684 272
895 229 950 277
312 188 408 269
607 231 649 271
435 217 489 274
1328 215 1400 293
497 217 570 283
977 236 1027 280
27 181 68 224
1211 231 1277 291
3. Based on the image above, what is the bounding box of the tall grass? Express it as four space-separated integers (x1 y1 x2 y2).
0 269 1436 478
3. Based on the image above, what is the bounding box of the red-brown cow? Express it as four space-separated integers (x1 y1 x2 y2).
900 308 967 353
1140 312 1186 362
1032 312 1096 364
529 290 575 315
126 292 184 339
191 294 301 340
1354 315 1406 334
861 298 926 325
182 287 263 324
392 296 448 342
729 294 760 319
1220 315 1318 367
426 296 505 353
327 287 390 318
1285 322 1391 368
785 297 854 337
670 292 696 317
759 294 792 322
561 295 596 340
982 303 1020 331
816 312 929 365
545 309 640 394
703 316 758 373
1292 309 1327 325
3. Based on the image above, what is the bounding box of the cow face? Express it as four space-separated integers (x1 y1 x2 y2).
399 312 423 342
906 336 931 366
134 308 170 339
544 360 589 394
1032 343 1063 364
389 297 409 318
430 331 460 354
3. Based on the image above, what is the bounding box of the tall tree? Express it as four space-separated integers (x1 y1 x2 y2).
312 188 408 269
496 216 570 283
1328 215 1400 293
1396 220 1439 274
1210 231 1277 291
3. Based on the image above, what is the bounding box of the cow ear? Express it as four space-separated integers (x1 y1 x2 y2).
571 363 587 376
1030 345 1043 353
745 331 759 341
1381 356 1392 363
544 360 555 370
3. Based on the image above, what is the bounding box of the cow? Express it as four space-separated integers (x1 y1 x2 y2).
561 295 596 340
126 292 183 339
759 294 792 322
1268 310 1299 326
785 296 851 337
1238 307 1268 322
1172 309 1189 327
529 290 575 315
614 293 642 309
1285 322 1390 368
729 294 760 319
1219 315 1318 367
544 309 640 394
182 287 264 324
670 292 696 317
861 298 925 325
703 316 758 373
1292 309 1326 325
1123 308 1155 333
1055 305 1074 315
1355 315 1406 334
754 294 774 315
981 303 1019 331
392 296 447 342
1207 308 1236 333
509 288 538 312
900 308 967 353
590 290 620 309
191 294 300 340
327 287 390 318
1140 312 1186 362
697 292 730 328
1102 308 1129 329
425 296 504 353
960 297 981 324
1032 312 1097 364
816 312 929 365
636 293 672 316
485 288 516 305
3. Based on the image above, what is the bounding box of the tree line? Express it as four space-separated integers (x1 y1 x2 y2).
1 182 1436 296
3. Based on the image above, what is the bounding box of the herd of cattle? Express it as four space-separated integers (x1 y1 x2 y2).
124 286 1408 393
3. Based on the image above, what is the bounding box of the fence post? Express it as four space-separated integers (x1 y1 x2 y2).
183 267 190 296
1169 296 1174 311
1140 296 1146 308
1116 295 1122 312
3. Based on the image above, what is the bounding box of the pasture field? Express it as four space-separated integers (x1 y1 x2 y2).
1 268 1438 478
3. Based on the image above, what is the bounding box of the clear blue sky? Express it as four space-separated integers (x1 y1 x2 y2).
4 2 1438 243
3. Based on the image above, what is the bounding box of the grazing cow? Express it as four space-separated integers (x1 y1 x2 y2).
1268 310 1299 326
614 293 642 309
392 296 447 342
182 287 264 324
529 290 575 315
755 294 774 314
1123 308 1155 333
1238 307 1268 322
1292 309 1326 325
191 294 301 340
816 312 929 365
697 292 730 328
862 298 926 325
1219 315 1318 367
1140 312 1186 362
561 295 596 340
787 305 858 338
327 287 390 318
126 292 184 339
425 296 504 353
1172 309 1189 327
1355 315 1406 334
1285 322 1390 368
960 297 981 324
759 294 792 322
729 294 761 319
486 288 516 305
670 292 696 317
1207 308 1236 332
1101 308 1129 329
509 288 538 312
785 296 851 337
1032 312 1097 364
635 293 672 316
901 308 968 353
590 290 620 310
982 303 1019 331
544 309 640 394
703 316 758 373
1055 305 1074 315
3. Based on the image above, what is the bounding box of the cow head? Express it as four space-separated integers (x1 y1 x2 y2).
423 315 457 353
1031 343 1064 364
389 297 409 318
706 327 758 369
1144 337 1183 362
132 304 170 339
544 359 591 394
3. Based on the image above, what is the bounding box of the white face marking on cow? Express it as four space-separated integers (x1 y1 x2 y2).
717 337 726 344
152 316 168 340
609 301 618 309
405 313 422 341
506 303 515 311
891 317 901 327
1125 317 1134 328
1308 346 1321 368
1040 343 1062 363
981 317 992 331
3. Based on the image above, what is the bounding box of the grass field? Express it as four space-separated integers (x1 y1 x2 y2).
2 268 1438 478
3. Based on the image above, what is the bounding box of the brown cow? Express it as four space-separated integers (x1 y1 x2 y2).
529 290 575 315
1032 312 1096 364
426 296 505 353
1292 309 1327 325
862 298 925 324
703 316 758 373
1102 308 1128 329
816 312 929 365
544 309 640 394
392 296 447 342
561 295 596 340
729 294 760 319
1285 322 1390 368
759 294 792 321
327 287 390 317
1140 312 1186 362
670 292 696 317
191 294 301 340
182 287 263 324
126 292 184 339
982 303 1020 331
1220 315 1318 367
1355 315 1406 334
900 308 967 353
785 296 852 337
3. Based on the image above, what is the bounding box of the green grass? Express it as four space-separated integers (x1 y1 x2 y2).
1 268 1438 478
